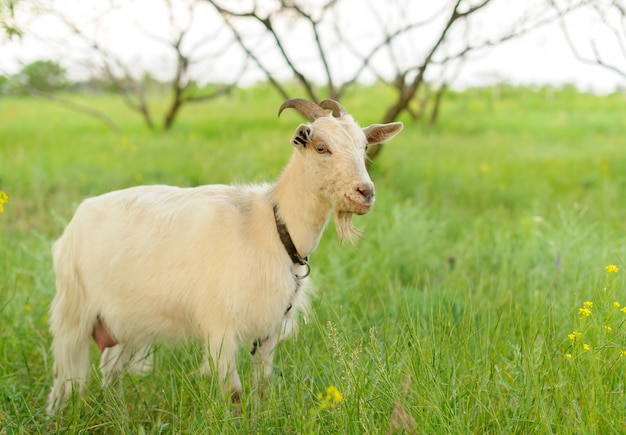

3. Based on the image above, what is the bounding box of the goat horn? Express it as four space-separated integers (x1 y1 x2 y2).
319 99 347 117
278 98 328 122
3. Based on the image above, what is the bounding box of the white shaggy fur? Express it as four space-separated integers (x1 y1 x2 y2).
46 99 402 413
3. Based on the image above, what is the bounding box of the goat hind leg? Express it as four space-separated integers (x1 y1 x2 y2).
47 329 91 414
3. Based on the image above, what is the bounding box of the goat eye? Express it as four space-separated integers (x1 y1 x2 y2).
316 144 329 154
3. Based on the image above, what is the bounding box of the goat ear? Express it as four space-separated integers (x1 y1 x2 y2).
291 124 313 148
362 122 403 145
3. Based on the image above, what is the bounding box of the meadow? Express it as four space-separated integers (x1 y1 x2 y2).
1 84 626 433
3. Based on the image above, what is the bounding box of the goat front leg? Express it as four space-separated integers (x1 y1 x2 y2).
208 334 242 404
100 344 131 391
252 331 279 396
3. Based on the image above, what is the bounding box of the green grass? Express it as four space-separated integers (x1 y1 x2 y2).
1 84 626 433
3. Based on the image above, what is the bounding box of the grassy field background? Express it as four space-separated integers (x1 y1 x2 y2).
1 84 626 433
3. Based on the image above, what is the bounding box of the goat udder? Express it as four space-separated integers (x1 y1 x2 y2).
92 317 117 353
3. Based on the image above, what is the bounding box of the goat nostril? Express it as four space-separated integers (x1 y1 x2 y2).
357 185 375 201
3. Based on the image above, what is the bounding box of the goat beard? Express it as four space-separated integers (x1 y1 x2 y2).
334 211 364 246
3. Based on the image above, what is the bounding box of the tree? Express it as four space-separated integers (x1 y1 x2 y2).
206 0 582 158
0 0 22 39
17 59 67 92
557 0 626 83
2 0 244 131
2 0 585 141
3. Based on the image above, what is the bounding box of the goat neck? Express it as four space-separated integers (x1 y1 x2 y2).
270 153 331 259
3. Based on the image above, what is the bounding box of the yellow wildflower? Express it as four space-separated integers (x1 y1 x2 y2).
568 331 582 341
620 351 626 357
583 344 590 351
583 301 593 308
317 385 343 410
565 353 573 359
614 301 621 308
325 385 343 404
578 307 591 317
621 307 626 314
604 325 613 332
606 264 619 273
0 191 8 213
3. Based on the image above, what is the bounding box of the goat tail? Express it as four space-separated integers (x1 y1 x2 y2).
47 229 93 414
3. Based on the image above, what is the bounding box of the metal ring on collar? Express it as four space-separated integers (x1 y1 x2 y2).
295 260 311 280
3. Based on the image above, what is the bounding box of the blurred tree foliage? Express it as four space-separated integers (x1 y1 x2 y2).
1 60 68 95
16 59 67 93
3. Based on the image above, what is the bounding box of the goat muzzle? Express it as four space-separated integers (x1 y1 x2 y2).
345 182 375 215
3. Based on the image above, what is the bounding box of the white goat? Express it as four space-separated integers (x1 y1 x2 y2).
46 98 403 413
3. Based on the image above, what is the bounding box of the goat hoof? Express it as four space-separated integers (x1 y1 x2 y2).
230 391 243 418
231 390 242 404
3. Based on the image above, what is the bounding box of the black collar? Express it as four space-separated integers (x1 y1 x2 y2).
273 205 309 268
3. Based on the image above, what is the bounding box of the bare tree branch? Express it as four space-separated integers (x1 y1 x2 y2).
18 82 122 133
279 1 338 97
378 0 470 126
558 0 626 81
217 13 290 100
336 5 449 97
208 0 314 99
207 0 348 102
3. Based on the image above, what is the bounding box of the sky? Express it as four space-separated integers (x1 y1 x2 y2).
2 0 624 94
458 26 623 93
